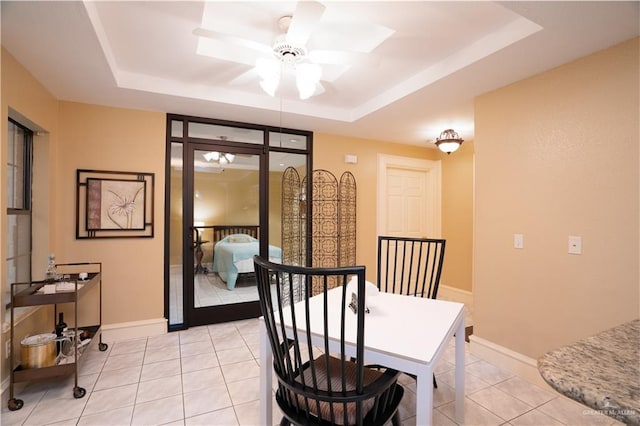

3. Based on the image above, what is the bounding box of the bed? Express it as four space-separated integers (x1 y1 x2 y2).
211 225 282 290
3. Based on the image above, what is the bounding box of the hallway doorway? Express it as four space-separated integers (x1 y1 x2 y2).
377 154 441 238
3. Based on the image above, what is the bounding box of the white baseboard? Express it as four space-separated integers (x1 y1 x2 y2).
1 377 9 396
101 317 167 343
438 284 473 306
469 334 554 391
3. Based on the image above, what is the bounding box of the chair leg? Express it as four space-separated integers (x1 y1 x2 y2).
279 417 291 426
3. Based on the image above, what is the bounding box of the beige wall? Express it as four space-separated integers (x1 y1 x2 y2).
1 48 59 380
474 37 639 359
313 133 474 290
194 169 260 226
1 48 59 277
2 47 166 381
54 101 166 326
439 141 474 292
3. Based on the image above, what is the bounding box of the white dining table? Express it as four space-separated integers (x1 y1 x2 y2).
259 287 465 426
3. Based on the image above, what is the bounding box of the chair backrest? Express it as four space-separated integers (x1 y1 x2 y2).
254 255 400 425
377 236 446 298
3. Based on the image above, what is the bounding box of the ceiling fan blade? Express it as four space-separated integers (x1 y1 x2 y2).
308 49 379 66
229 68 259 86
197 38 259 67
314 81 326 97
286 1 326 46
193 27 272 55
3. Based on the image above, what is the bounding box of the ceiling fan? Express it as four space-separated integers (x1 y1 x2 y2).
194 1 374 99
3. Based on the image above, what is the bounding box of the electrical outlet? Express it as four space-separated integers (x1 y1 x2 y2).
568 235 582 254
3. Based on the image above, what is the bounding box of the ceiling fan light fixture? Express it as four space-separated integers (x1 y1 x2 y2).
256 57 281 78
260 77 279 97
435 129 464 154
203 151 218 161
255 22 323 100
296 62 322 100
272 35 307 66
297 80 314 100
256 57 281 97
204 151 234 165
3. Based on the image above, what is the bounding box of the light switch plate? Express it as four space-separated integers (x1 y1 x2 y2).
568 236 582 254
514 234 524 249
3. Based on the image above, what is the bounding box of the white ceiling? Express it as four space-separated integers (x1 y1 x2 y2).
2 1 638 147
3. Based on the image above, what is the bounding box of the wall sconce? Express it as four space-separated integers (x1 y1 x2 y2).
435 129 464 154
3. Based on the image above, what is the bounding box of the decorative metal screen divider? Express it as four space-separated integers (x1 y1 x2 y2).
281 168 357 295
338 171 357 268
281 167 304 266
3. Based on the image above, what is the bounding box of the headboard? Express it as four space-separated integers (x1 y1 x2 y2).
213 225 259 243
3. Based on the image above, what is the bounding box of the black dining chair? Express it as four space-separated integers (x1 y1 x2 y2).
254 255 405 426
377 236 446 299
377 236 446 388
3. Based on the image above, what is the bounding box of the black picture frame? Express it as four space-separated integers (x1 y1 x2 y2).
76 169 154 239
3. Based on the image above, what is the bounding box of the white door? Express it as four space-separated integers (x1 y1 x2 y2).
377 154 441 238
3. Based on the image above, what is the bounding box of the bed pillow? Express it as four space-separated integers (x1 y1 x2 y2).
228 234 254 243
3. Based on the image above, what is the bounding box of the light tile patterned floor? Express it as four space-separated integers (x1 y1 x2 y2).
1 318 623 426
169 265 259 325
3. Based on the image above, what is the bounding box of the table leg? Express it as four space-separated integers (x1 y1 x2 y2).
455 316 466 424
415 364 434 426
259 318 273 426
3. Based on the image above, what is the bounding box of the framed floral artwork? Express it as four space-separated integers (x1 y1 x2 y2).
76 169 154 238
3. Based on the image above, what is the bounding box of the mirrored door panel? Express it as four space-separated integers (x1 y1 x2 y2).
192 148 260 310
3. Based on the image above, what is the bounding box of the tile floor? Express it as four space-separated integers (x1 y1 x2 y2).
1 318 623 426
168 266 260 325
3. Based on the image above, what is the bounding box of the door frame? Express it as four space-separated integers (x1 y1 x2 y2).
164 114 314 331
377 154 442 237
183 142 266 327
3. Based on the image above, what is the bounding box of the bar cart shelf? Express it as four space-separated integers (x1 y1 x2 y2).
7 262 107 411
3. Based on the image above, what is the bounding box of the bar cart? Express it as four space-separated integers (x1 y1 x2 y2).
7 262 107 411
